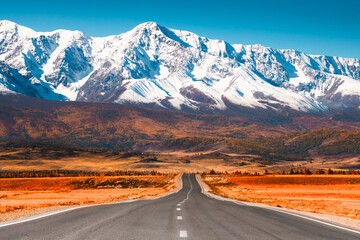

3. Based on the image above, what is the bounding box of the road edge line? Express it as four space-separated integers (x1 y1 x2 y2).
195 174 360 236
195 174 247 205
0 173 184 228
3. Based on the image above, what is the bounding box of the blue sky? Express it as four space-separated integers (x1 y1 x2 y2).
1 0 359 58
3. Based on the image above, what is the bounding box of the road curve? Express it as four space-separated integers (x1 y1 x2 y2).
0 174 359 240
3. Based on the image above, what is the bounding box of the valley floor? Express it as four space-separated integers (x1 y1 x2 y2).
1 148 360 174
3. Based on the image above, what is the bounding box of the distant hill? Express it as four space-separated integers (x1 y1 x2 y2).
0 94 360 163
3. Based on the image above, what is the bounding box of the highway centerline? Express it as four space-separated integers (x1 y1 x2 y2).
179 174 193 205
176 175 192 239
179 230 188 238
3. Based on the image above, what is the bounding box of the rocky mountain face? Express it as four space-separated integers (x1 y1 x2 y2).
0 20 359 113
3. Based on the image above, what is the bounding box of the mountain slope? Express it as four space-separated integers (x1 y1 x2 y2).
1 95 360 163
0 20 359 113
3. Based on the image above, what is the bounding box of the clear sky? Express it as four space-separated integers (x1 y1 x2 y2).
1 0 359 58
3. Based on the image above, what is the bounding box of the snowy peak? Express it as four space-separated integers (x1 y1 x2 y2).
133 21 161 32
0 20 359 113
0 20 36 37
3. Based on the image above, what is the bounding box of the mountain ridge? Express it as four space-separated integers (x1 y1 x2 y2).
0 20 359 114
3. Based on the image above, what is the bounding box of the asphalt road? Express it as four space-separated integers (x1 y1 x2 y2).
1 174 359 240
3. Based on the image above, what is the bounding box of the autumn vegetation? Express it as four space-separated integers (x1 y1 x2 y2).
0 170 164 178
206 168 360 176
0 172 178 222
203 173 360 220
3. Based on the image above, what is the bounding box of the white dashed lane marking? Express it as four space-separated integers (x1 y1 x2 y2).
177 176 193 238
179 175 193 205
180 230 188 238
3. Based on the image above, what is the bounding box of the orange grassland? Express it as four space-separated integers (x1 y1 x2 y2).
0 175 178 222
204 175 360 220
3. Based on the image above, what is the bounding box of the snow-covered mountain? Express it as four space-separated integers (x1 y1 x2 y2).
0 20 359 113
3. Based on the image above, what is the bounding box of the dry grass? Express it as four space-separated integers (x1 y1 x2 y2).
0 175 177 222
204 175 360 220
1 146 359 174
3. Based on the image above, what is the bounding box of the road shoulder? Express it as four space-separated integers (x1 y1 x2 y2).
196 174 360 232
0 173 183 227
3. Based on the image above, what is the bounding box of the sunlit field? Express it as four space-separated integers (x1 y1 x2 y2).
204 175 360 220
0 174 179 222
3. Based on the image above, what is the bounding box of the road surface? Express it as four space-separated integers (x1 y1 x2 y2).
1 174 359 239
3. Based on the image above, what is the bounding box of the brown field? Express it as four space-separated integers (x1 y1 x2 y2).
1 147 359 174
203 175 360 220
0 150 242 173
0 175 178 222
